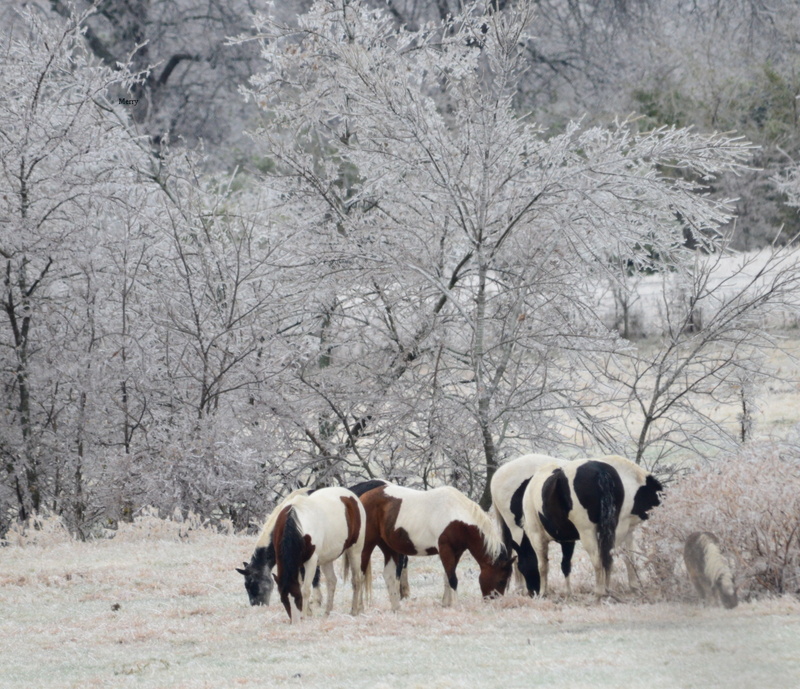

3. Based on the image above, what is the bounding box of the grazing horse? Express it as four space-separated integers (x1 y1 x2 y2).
684 531 738 609
593 454 663 590
237 487 316 607
522 459 625 598
358 483 515 610
272 486 368 622
491 454 572 596
348 479 410 599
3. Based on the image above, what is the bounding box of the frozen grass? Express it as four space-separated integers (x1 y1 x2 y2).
2 524 799 689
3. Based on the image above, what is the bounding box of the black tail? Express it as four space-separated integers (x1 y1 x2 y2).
277 508 305 594
595 465 621 573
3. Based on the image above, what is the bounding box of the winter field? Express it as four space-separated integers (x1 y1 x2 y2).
2 513 799 689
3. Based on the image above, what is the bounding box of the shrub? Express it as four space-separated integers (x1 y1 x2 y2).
639 443 800 600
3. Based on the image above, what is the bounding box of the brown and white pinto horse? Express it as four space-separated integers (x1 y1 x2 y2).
270 486 369 622
237 487 316 607
359 483 515 610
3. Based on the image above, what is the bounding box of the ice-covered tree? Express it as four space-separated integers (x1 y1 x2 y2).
0 8 156 526
242 0 753 505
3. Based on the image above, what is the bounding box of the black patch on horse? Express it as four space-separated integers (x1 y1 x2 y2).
347 479 387 497
517 531 541 595
277 508 308 594
255 543 275 571
510 477 531 528
395 554 409 579
574 460 624 571
539 469 579 542
573 461 624 525
559 541 575 578
631 474 663 520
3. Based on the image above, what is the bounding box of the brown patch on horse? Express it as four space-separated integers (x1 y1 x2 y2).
360 486 419 556
340 495 362 550
439 520 483 558
271 505 291 555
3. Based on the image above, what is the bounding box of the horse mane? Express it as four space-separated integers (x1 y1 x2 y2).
443 487 506 562
276 506 306 594
255 486 315 549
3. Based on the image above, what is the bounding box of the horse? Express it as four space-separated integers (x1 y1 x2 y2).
358 483 515 610
271 486 368 621
496 453 663 597
522 459 626 598
490 454 572 596
348 479 410 599
593 454 663 590
684 531 738 609
237 479 403 609
237 486 316 607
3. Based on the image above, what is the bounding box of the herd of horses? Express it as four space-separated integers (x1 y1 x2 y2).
237 452 735 622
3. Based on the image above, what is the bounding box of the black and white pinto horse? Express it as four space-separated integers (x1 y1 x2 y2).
491 454 571 595
358 483 515 610
503 454 662 598
270 486 368 621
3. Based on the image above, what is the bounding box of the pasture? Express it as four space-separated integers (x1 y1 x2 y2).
1 517 798 689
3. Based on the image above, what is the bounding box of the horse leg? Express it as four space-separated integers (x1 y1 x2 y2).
311 566 323 611
582 535 608 599
620 530 639 591
560 541 575 598
344 545 365 616
398 554 410 599
517 532 541 596
319 560 336 616
380 546 402 612
438 544 464 608
530 532 550 598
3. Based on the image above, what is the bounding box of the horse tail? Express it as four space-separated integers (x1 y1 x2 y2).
493 504 516 557
276 507 305 594
595 464 621 574
342 550 351 584
363 556 373 605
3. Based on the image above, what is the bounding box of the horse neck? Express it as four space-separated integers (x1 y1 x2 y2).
249 541 275 576
462 516 503 567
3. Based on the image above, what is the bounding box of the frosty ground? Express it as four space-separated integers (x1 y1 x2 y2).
2 520 798 689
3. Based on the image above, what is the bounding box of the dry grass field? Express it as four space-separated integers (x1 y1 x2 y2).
1 515 799 689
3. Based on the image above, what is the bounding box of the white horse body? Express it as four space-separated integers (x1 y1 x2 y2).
385 484 504 560
277 486 367 622
491 454 569 547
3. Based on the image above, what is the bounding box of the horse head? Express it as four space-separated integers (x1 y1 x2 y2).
479 549 516 598
236 560 274 606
